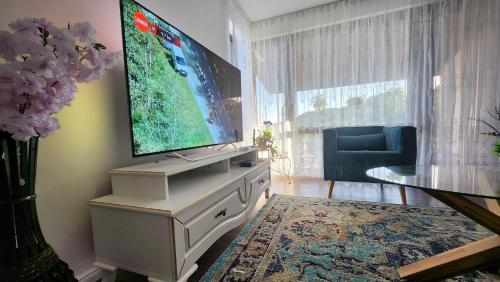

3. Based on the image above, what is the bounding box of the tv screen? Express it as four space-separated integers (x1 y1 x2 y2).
120 0 243 157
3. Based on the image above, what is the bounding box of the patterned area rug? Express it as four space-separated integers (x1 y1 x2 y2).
200 194 495 281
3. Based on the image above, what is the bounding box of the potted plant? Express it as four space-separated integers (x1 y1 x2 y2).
474 106 500 158
255 121 278 159
0 17 119 281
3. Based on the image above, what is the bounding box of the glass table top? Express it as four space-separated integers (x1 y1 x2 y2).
366 165 500 199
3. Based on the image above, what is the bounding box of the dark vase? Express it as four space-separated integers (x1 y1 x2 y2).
0 131 76 281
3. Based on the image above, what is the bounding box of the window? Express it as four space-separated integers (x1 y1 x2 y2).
295 80 407 131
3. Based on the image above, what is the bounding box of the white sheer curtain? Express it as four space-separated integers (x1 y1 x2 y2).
227 1 255 144
252 0 500 177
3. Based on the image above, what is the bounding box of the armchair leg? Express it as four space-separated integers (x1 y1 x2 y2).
328 181 335 199
399 185 407 205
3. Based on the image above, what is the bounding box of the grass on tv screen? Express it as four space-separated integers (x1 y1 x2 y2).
121 0 242 156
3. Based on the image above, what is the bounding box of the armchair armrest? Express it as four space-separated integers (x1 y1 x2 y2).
383 126 417 165
323 128 338 180
400 126 417 165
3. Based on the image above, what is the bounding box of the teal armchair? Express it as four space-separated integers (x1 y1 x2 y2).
323 126 417 203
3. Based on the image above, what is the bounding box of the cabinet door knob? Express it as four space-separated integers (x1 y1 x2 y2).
215 208 227 218
258 179 265 184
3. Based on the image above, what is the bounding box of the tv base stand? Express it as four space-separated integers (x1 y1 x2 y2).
216 142 238 151
89 148 270 281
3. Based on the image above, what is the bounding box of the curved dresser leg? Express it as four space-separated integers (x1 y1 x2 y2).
177 264 198 282
94 262 116 282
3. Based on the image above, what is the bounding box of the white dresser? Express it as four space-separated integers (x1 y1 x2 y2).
88 149 270 282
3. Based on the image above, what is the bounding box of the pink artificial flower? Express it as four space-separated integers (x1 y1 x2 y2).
76 63 105 83
71 22 96 43
33 18 52 29
0 110 37 141
38 76 76 108
47 25 76 53
22 55 59 79
53 77 77 106
32 115 60 138
0 17 119 141
22 40 53 59
55 46 81 69
30 90 62 113
103 52 121 69
0 31 23 61
0 88 27 108
83 46 101 67
19 74 47 95
8 17 38 34
8 17 42 43
0 65 21 89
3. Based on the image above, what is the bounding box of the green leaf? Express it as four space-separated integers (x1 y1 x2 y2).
492 141 500 158
93 43 106 51
42 29 48 46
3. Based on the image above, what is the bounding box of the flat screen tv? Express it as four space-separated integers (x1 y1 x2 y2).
120 0 243 157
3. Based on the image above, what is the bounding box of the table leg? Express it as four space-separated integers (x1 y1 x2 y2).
398 185 407 205
485 198 500 216
397 191 500 281
423 191 500 233
398 235 500 280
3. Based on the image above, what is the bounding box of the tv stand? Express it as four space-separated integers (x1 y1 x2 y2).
215 142 238 152
89 148 270 282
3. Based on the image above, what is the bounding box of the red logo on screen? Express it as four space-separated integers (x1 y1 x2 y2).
150 25 158 35
134 11 150 33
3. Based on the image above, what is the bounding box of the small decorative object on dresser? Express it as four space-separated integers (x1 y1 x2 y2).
89 149 271 282
0 18 118 281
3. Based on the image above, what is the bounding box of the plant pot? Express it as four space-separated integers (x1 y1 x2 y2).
0 131 76 281
257 144 268 152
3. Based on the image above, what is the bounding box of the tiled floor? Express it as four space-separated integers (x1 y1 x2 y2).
115 176 451 281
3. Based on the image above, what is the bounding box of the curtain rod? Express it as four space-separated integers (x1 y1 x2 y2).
252 0 445 42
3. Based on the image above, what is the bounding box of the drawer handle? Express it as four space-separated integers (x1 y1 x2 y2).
258 179 265 184
215 208 227 218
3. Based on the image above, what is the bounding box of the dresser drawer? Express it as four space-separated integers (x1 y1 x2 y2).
185 190 246 247
174 178 245 223
247 168 270 207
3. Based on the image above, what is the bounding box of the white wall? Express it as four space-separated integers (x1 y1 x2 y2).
0 0 246 278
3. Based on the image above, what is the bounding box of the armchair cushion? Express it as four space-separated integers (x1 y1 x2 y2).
337 133 386 151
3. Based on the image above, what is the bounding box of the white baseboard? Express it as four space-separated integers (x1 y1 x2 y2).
77 266 103 282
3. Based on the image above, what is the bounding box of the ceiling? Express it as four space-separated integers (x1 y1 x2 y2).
236 0 337 22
